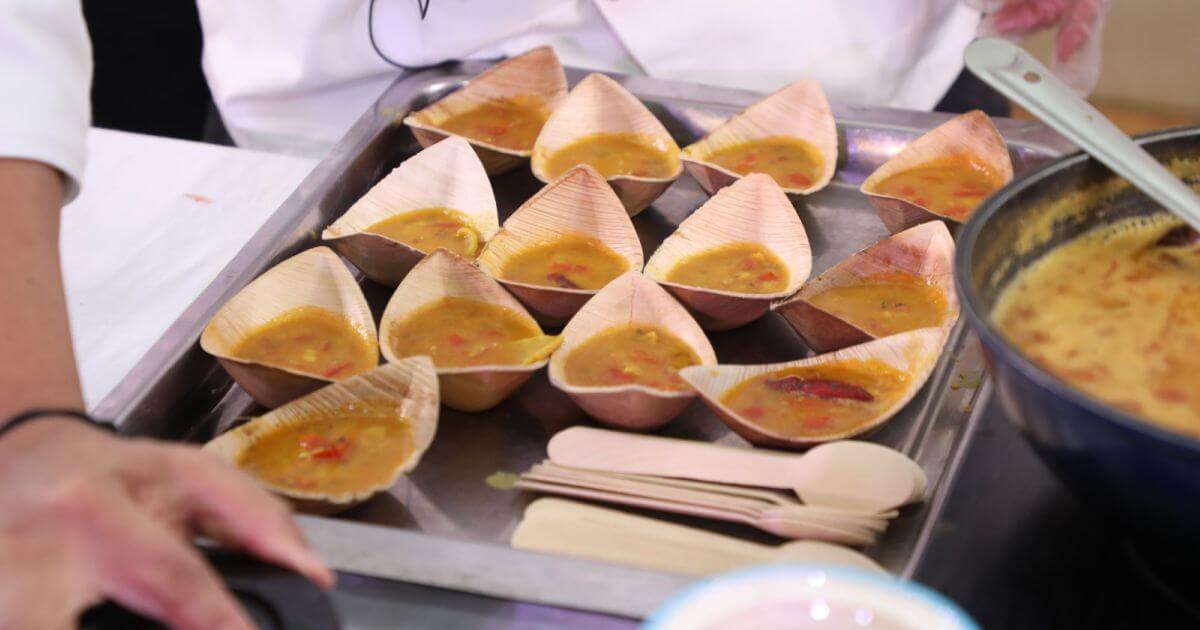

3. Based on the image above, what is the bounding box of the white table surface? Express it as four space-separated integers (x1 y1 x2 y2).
62 128 317 409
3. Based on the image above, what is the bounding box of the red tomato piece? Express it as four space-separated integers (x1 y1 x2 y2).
786 172 813 187
321 362 353 378
605 367 635 383
550 262 588 273
1061 368 1099 383
311 437 351 461
735 154 758 170
803 416 831 430
1157 389 1190 403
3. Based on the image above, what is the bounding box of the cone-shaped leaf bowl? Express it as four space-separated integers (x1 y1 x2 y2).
200 247 378 408
644 173 812 330
680 328 946 449
477 165 643 326
861 110 1013 233
531 73 682 215
772 221 959 353
323 137 498 285
403 46 568 175
681 79 838 196
549 273 717 431
204 358 439 515
379 250 560 412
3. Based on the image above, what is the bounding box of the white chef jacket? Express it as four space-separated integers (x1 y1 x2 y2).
0 0 91 201
198 0 980 157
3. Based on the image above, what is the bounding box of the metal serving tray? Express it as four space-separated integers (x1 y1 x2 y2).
94 62 1073 619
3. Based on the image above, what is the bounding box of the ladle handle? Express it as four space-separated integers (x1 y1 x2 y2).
964 38 1200 232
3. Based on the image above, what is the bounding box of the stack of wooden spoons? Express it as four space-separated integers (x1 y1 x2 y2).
515 426 926 547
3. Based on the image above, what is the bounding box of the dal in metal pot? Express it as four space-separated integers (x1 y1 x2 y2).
956 126 1200 547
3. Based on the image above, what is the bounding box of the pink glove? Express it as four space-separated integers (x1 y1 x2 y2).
967 0 1112 95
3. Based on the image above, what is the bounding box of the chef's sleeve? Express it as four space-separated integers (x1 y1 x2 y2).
0 0 92 202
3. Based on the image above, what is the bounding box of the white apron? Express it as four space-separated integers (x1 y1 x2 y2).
198 0 979 156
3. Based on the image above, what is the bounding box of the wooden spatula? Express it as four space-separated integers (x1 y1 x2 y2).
511 497 887 577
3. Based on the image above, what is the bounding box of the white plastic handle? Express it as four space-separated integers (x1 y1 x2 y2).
965 38 1200 232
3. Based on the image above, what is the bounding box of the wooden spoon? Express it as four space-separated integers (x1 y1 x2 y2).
523 467 890 536
553 462 902 517
527 463 892 531
514 477 879 545
547 426 925 513
512 498 886 577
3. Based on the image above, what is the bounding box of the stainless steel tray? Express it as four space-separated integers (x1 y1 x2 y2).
94 62 1073 619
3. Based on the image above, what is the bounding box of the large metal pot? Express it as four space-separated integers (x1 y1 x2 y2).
956 126 1200 547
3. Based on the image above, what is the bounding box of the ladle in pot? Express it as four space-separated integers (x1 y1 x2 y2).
964 38 1200 234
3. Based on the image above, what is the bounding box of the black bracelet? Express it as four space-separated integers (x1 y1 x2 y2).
0 408 116 439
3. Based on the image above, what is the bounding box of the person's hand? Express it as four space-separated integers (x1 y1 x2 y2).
0 418 334 629
968 0 1112 95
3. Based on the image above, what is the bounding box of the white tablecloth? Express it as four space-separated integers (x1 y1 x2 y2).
61 129 318 408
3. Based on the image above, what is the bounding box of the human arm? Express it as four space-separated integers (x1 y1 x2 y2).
0 2 332 627
0 160 86 419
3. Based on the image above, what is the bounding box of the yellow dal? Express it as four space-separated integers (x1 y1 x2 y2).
437 95 549 151
542 132 678 179
231 306 375 379
874 155 1003 221
720 359 911 439
564 324 700 392
365 207 482 258
387 296 543 368
665 242 789 294
237 400 413 495
807 272 948 337
994 219 1200 436
500 234 629 290
706 136 824 189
